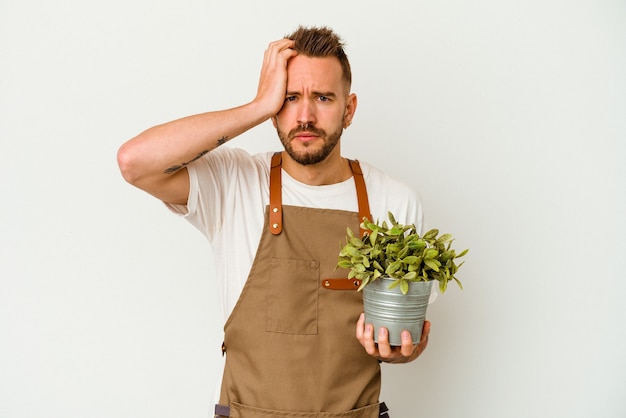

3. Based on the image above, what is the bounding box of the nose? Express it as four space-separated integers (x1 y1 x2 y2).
296 99 316 127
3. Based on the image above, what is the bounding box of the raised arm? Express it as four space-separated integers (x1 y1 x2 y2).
117 39 297 204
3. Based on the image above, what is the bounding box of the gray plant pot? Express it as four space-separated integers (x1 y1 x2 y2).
363 277 433 346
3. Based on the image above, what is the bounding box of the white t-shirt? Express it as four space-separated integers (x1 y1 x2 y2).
167 147 424 320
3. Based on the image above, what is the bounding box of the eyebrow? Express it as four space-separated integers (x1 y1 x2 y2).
286 91 338 98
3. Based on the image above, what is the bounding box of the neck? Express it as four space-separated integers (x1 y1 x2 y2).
281 149 352 186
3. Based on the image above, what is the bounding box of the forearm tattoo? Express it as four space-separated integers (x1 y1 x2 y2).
163 136 228 174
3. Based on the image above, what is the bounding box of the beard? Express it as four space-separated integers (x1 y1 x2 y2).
277 123 344 165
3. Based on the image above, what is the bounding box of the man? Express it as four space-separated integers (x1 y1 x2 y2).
118 26 430 418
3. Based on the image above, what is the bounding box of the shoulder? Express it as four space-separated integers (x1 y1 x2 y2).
356 159 424 228
359 160 417 196
180 147 274 239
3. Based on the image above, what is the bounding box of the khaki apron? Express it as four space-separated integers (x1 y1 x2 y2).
216 152 387 418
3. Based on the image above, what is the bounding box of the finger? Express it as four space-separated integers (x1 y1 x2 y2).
412 321 431 359
400 330 416 357
361 322 378 356
268 38 295 50
355 313 365 341
264 39 295 62
261 44 297 80
421 320 431 342
377 327 393 358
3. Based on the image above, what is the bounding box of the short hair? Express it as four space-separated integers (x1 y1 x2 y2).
285 26 352 88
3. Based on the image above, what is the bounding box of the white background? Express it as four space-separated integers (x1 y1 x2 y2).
1 0 625 417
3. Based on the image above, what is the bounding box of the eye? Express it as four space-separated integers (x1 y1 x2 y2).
285 96 297 102
318 95 329 102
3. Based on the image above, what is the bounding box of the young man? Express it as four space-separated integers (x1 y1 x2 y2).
118 26 430 418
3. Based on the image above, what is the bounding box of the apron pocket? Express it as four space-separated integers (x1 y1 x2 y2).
266 258 319 335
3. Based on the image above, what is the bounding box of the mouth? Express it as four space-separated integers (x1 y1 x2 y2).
293 132 319 142
290 125 325 142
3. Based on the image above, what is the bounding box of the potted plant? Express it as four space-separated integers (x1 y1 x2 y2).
337 212 468 345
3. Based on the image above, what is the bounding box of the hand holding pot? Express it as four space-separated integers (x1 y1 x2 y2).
356 313 431 363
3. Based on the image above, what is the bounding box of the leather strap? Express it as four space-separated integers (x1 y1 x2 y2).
348 159 372 236
321 278 362 290
268 154 372 237
379 402 390 417
328 160 371 291
214 404 230 418
269 152 283 235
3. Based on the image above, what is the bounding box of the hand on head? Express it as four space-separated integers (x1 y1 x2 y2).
255 39 298 118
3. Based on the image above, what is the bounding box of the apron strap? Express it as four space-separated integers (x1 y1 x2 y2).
269 152 283 235
347 159 372 236
268 153 372 237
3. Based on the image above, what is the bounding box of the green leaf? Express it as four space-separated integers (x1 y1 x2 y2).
369 231 378 246
424 248 439 259
423 229 439 240
349 237 364 248
407 239 426 251
363 220 377 230
387 279 402 289
440 250 455 263
361 257 370 268
385 260 402 275
436 233 454 244
388 226 404 236
400 280 409 295
402 255 419 265
386 243 402 257
424 259 440 272
337 260 353 269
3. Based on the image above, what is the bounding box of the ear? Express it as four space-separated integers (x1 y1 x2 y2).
344 93 357 128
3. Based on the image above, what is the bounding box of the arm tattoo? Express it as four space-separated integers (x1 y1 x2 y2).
163 136 229 174
164 150 209 174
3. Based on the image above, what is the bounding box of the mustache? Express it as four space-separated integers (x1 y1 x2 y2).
288 125 326 138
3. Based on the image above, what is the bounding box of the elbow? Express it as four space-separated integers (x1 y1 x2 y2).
117 141 143 185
